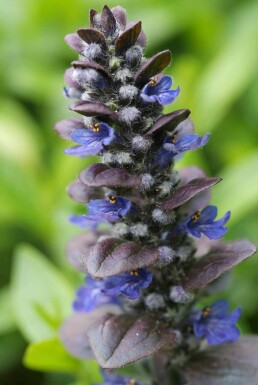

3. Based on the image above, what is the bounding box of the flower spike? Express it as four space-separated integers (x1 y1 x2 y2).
56 3 256 381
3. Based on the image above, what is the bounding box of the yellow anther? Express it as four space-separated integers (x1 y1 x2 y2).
126 380 136 385
192 210 201 222
170 134 177 144
202 307 211 318
130 270 139 276
149 77 158 87
108 195 117 204
92 123 100 132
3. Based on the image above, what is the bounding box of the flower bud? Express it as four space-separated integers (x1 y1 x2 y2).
114 68 133 84
115 151 133 165
130 223 148 238
169 286 193 303
156 246 175 267
119 107 140 125
152 209 175 224
145 293 166 310
140 173 155 190
109 57 121 71
113 223 129 237
119 85 138 103
132 136 152 152
125 45 143 67
72 68 106 89
82 43 103 61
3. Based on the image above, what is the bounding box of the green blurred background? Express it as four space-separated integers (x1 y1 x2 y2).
0 0 258 384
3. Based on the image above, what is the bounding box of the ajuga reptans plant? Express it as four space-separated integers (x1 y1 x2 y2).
55 5 257 385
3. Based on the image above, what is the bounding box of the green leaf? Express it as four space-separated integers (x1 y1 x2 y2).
24 337 102 382
80 360 103 384
23 338 80 372
194 3 258 132
0 332 25 372
0 99 43 167
10 244 73 342
0 287 16 335
211 152 258 224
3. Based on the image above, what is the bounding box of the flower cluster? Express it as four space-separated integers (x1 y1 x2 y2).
56 5 256 385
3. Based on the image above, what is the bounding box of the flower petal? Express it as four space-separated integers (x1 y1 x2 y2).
157 88 180 105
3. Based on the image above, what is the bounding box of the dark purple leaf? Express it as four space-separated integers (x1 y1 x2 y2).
67 180 103 203
178 167 213 214
111 6 127 27
87 313 176 368
159 177 221 211
134 50 171 86
205 272 231 294
137 30 147 47
86 238 160 277
66 231 109 272
115 21 142 54
65 33 84 54
77 28 107 47
194 237 221 258
69 101 117 120
152 352 172 385
54 118 84 140
173 117 195 136
179 166 206 185
79 163 142 188
184 336 258 385
60 312 95 359
101 5 117 35
145 109 191 136
124 21 146 47
72 60 110 78
89 9 98 28
60 307 119 359
182 240 256 291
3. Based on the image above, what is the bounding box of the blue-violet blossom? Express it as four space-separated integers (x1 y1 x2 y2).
101 268 153 299
140 76 180 105
87 195 132 221
153 131 210 169
65 122 119 157
185 205 230 240
191 300 242 345
73 268 152 312
73 276 119 312
70 195 132 229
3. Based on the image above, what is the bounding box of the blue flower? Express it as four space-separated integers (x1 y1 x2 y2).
185 205 230 240
69 214 105 230
140 75 180 105
102 268 153 299
73 268 152 312
191 300 242 345
65 122 119 157
153 131 210 169
98 371 142 385
87 195 132 222
73 276 119 312
70 195 132 229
